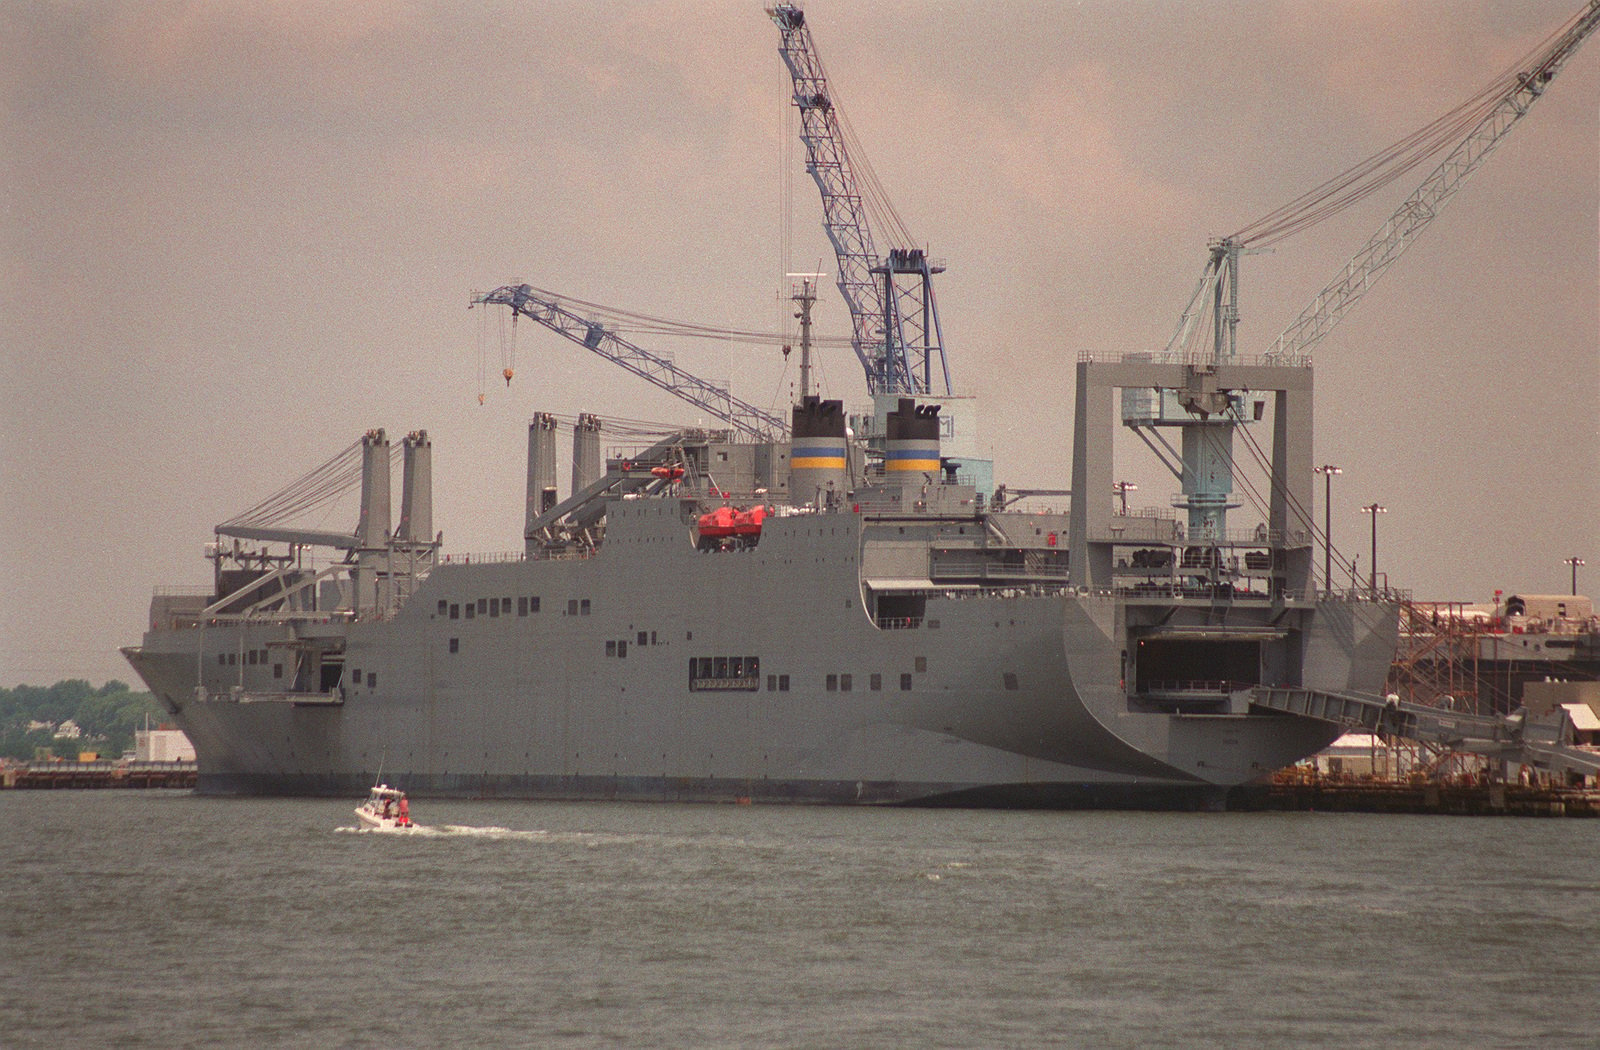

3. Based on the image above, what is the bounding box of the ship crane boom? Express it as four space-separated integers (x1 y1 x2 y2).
472 285 785 442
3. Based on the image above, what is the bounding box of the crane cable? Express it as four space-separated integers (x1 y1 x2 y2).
1231 10 1582 248
506 285 854 349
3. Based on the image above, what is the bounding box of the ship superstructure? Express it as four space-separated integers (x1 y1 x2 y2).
123 373 1399 806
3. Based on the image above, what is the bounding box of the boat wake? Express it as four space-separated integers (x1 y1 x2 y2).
336 824 551 840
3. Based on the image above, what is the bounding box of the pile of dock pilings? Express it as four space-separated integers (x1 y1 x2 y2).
1 759 197 790
1237 767 1600 817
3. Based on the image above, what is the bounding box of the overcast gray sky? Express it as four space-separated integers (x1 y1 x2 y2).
3 0 1596 686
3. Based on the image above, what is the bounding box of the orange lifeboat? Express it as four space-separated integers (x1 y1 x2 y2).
651 465 686 481
732 505 767 537
697 506 737 538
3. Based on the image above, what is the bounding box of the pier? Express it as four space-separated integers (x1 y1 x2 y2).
1 760 197 790
1237 769 1600 817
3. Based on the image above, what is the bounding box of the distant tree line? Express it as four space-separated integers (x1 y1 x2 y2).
0 680 163 761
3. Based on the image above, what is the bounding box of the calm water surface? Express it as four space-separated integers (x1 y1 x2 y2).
3 792 1596 1048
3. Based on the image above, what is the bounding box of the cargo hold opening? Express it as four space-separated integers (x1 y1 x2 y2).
1134 638 1261 694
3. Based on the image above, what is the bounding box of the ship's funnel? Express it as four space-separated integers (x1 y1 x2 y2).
789 395 848 507
526 413 558 536
571 413 602 496
884 398 940 488
397 430 432 544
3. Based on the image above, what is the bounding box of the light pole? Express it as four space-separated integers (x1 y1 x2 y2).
1564 556 1586 596
1114 481 1137 516
1360 503 1387 592
1315 465 1341 592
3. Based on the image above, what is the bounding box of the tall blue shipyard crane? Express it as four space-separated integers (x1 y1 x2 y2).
769 4 952 398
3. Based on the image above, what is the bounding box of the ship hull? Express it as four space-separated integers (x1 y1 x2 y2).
125 502 1393 808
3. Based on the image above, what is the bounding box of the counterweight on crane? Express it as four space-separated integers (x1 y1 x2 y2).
768 3 952 398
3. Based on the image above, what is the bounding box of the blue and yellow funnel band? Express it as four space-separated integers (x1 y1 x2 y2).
884 445 940 472
792 455 847 470
792 443 846 470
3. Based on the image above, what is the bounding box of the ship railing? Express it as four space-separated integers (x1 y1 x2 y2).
1140 680 1246 695
1113 582 1290 601
439 550 528 566
197 610 357 626
931 560 1070 582
910 584 1077 602
1317 585 1412 603
1077 350 1312 369
874 616 924 630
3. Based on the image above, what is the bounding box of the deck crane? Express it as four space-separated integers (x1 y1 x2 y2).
768 3 952 398
471 284 785 442
1127 0 1600 549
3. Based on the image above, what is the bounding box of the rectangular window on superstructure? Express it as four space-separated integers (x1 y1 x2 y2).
478 598 487 615
618 640 627 658
638 631 648 647
767 674 776 691
247 650 257 665
900 673 913 691
689 655 761 691
870 673 881 691
503 596 512 613
840 674 852 692
826 674 837 692
607 641 617 657
518 597 528 616
489 598 500 617
274 664 283 679
580 599 591 616
437 600 448 616
530 596 541 612
367 672 376 688
450 603 460 620
449 638 459 653
568 599 578 616
465 604 475 620
217 654 225 666
779 674 789 691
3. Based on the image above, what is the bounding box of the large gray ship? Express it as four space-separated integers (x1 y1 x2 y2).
123 330 1400 807
122 0 1600 806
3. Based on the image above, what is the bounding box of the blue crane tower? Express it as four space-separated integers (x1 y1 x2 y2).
769 3 951 400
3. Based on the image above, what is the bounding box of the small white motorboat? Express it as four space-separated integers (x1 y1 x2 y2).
354 783 414 831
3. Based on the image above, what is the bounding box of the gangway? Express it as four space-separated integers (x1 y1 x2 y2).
1250 686 1600 779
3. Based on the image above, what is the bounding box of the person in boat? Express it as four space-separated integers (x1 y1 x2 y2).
382 798 393 819
397 797 409 825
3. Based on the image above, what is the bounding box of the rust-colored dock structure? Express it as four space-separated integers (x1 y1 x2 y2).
2 760 197 790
